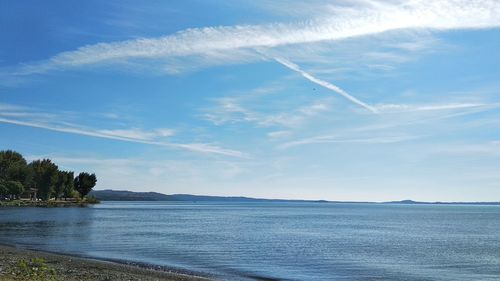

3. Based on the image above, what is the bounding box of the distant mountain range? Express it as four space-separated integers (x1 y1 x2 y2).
385 199 500 205
89 189 332 203
89 190 500 205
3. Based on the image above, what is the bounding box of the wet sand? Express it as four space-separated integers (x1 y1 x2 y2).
0 245 211 281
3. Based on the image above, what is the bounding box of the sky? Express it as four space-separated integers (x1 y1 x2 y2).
1 0 500 201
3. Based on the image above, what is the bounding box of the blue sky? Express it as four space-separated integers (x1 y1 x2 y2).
2 0 500 201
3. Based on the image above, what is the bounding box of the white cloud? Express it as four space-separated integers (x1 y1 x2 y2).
391 36 441 52
279 134 419 149
0 103 26 111
374 102 490 113
0 115 244 158
267 130 292 139
204 95 333 128
154 128 176 137
0 103 64 122
0 102 246 157
298 103 329 116
6 0 500 77
97 128 175 140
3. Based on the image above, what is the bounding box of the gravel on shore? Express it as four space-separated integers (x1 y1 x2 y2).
0 245 211 281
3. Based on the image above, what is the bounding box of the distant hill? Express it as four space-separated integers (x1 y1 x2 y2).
89 190 500 205
385 200 424 204
89 190 171 201
89 189 331 203
386 199 500 205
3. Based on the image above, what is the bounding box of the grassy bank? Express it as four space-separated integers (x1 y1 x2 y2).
0 199 98 208
0 245 210 281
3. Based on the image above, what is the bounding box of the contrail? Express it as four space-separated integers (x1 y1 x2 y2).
274 57 378 113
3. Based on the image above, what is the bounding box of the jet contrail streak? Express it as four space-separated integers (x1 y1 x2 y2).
274 57 378 113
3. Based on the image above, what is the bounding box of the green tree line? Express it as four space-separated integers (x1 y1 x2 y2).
0 150 97 201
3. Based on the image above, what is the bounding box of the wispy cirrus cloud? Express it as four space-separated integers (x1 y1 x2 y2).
0 116 245 158
203 96 332 128
98 128 175 140
4 0 500 78
340 101 500 139
0 103 245 158
267 130 292 139
0 102 54 118
279 134 419 149
374 102 492 113
276 99 500 149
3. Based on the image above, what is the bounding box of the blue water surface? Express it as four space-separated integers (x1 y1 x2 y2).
1 202 500 280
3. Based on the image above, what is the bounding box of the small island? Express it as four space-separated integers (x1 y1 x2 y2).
0 150 98 207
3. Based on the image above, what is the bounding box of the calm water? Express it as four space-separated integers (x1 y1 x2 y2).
1 202 500 280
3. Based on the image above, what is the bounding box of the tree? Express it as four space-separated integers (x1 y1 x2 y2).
0 151 98 202
0 150 32 189
74 172 97 198
54 171 74 200
61 171 75 200
6 181 24 199
53 171 66 200
0 180 8 198
29 159 59 201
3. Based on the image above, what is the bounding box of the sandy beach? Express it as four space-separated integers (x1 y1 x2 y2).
0 245 211 281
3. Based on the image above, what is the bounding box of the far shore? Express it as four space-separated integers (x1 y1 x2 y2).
0 199 98 208
0 245 211 281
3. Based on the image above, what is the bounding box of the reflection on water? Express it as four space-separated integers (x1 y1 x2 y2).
1 202 500 280
0 207 95 251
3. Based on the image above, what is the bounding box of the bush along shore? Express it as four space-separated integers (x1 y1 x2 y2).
0 197 99 208
0 150 98 207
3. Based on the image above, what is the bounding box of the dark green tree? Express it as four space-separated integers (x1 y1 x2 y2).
0 180 8 198
74 172 97 198
6 181 24 199
54 170 74 200
0 150 32 189
29 159 59 200
62 171 75 200
53 171 66 200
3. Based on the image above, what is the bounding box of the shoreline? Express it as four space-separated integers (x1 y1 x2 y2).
0 245 212 281
0 200 98 208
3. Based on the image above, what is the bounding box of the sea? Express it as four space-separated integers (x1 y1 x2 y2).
1 201 499 280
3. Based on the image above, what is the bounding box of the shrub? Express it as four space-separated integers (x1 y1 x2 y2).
11 258 56 281
85 195 100 204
